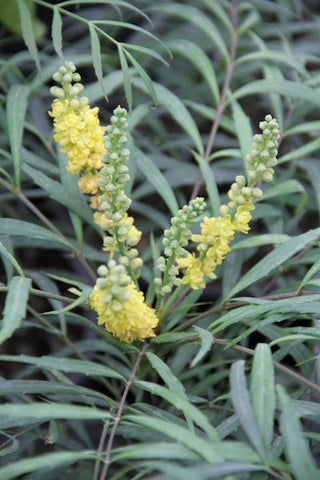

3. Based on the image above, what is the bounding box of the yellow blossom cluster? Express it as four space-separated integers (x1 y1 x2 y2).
90 264 158 342
49 99 106 175
176 115 279 290
49 62 107 219
176 207 250 290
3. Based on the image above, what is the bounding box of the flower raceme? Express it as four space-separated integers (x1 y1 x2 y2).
176 115 280 290
49 64 279 339
50 62 158 342
176 213 237 290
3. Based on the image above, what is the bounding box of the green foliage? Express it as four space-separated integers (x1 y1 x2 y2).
1 1 320 479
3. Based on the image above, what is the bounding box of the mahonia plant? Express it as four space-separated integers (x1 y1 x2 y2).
50 62 158 342
50 62 279 343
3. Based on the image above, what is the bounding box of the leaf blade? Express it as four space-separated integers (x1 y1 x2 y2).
225 228 320 300
6 84 30 188
230 361 268 461
0 277 31 345
277 385 319 480
250 344 275 449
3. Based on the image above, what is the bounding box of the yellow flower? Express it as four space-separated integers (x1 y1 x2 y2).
177 216 236 290
78 173 103 195
90 283 159 342
49 98 106 174
233 203 255 234
176 253 207 289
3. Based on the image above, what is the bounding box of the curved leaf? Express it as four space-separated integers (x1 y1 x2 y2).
0 277 31 345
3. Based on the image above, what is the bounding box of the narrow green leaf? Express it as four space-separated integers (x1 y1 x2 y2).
259 180 306 201
45 285 91 315
225 228 320 300
190 326 214 368
22 162 97 230
270 334 320 346
124 49 158 106
233 79 320 107
0 219 72 248
210 295 320 336
146 352 186 397
231 234 290 250
0 354 124 380
0 451 96 480
151 332 193 344
123 43 169 65
168 39 219 104
0 277 31 345
231 99 252 177
57 0 150 21
118 45 132 111
279 138 320 164
134 147 178 215
125 414 221 462
133 78 203 155
230 361 268 461
277 385 319 480
147 461 266 479
0 241 25 277
135 381 218 441
0 402 110 421
301 161 320 216
250 344 275 449
0 380 110 404
6 84 29 188
235 50 307 77
237 9 260 36
151 4 229 61
88 23 107 100
113 442 198 461
17 0 40 71
299 257 320 290
51 8 63 59
194 153 220 216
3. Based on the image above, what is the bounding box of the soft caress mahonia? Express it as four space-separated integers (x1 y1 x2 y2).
50 62 159 342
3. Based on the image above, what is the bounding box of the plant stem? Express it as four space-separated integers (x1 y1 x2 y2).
190 6 238 201
93 418 111 480
98 343 148 480
0 286 75 305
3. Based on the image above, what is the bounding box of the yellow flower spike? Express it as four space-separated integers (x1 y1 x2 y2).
90 280 159 342
49 67 106 176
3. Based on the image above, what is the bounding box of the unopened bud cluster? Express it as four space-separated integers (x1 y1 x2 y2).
155 197 206 295
247 114 280 184
96 107 131 227
50 61 86 105
95 261 132 309
94 106 143 278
